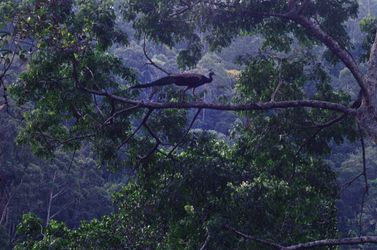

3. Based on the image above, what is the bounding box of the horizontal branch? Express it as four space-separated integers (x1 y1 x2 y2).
119 99 355 114
227 225 377 250
79 86 356 114
283 236 377 250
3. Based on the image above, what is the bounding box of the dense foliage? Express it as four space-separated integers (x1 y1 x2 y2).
14 130 339 249
0 110 113 248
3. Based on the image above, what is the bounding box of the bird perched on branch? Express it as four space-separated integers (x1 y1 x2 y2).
130 72 215 95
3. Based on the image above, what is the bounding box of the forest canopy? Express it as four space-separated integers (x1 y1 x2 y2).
1 0 377 249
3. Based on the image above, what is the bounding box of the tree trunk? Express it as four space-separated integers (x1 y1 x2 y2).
357 32 377 141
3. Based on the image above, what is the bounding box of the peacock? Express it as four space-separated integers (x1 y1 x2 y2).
130 72 215 95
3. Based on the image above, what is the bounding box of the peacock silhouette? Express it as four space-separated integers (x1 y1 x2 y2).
130 72 215 95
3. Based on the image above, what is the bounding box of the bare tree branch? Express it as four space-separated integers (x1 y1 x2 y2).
286 15 368 101
140 142 160 161
227 225 377 250
199 233 211 250
103 104 141 126
92 94 105 118
51 187 69 200
116 108 153 153
138 120 175 161
270 59 284 102
169 0 202 18
168 108 202 156
121 99 356 114
139 123 161 161
0 178 23 224
50 200 75 220
340 173 363 193
225 225 283 249
143 37 171 75
197 3 366 100
295 113 347 156
300 113 347 129
144 123 161 144
67 149 76 172
46 170 57 226
78 86 356 114
282 236 377 250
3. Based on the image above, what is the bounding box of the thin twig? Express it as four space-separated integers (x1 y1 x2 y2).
295 114 347 156
67 149 76 173
143 37 171 75
140 141 160 162
300 113 347 129
270 59 283 102
138 123 165 161
340 173 363 193
103 104 141 126
116 109 153 152
168 108 201 156
225 225 283 249
144 123 161 144
93 94 105 118
199 234 211 250
168 0 202 18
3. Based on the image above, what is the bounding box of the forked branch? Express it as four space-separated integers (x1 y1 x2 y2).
168 108 202 156
143 37 171 75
